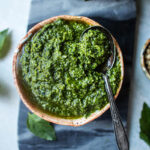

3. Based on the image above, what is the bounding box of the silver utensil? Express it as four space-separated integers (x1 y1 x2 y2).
80 26 129 150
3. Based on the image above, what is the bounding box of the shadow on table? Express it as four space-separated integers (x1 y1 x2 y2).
0 79 11 99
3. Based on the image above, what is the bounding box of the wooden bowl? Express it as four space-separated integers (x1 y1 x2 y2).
13 15 124 127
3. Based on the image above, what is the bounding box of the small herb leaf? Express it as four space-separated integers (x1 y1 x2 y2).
140 103 150 146
0 28 9 53
27 113 56 141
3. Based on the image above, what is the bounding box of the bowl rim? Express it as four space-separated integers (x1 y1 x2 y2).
12 15 124 127
141 39 150 80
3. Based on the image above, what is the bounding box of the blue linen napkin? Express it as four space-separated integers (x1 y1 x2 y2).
18 0 136 150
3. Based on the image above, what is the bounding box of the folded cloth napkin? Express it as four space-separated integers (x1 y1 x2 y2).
18 0 136 150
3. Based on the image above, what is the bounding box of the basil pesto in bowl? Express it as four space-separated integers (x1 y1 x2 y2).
13 15 124 126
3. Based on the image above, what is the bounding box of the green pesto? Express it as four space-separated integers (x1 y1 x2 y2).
20 19 121 118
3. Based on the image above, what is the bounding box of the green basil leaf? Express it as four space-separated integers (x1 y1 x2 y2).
140 103 150 146
27 113 56 141
0 29 9 53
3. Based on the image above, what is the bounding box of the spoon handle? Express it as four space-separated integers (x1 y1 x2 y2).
103 75 129 150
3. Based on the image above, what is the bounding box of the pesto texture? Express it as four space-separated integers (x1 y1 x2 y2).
20 19 121 118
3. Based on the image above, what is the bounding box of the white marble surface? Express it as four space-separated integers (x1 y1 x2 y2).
0 0 30 150
0 0 150 150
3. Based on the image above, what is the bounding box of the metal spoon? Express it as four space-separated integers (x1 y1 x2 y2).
80 26 129 150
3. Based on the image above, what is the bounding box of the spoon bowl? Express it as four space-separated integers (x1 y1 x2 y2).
80 25 116 73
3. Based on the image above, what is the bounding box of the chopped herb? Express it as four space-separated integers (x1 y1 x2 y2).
20 19 121 118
